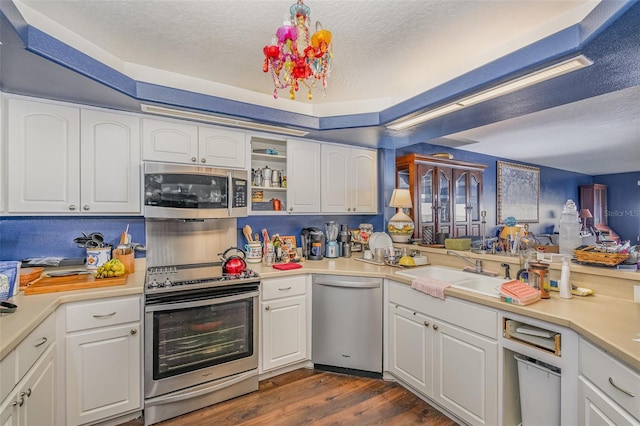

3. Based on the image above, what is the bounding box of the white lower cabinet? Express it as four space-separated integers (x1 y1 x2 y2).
387 281 498 426
578 337 640 425
260 276 309 372
0 313 57 426
0 345 56 426
64 296 142 426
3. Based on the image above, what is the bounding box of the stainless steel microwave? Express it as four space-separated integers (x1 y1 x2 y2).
143 162 248 219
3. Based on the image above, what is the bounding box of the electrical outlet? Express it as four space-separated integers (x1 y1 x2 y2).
635 285 640 303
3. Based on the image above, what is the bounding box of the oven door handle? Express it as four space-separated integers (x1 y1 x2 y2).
146 369 257 405
145 290 259 312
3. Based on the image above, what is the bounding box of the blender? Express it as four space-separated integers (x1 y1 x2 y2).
325 221 339 258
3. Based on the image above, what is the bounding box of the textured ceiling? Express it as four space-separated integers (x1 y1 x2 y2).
15 0 596 116
6 0 639 176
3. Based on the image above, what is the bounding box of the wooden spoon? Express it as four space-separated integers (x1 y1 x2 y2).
243 225 253 243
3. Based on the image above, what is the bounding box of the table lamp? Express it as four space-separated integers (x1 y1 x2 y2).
579 208 593 233
387 189 414 243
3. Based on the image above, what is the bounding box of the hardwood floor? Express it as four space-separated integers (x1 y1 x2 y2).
126 369 458 426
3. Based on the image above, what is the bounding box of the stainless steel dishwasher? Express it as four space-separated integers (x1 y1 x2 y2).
312 274 383 374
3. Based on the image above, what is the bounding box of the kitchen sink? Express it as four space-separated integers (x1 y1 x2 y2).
395 266 508 298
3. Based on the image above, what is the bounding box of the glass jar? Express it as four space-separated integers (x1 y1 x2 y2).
358 223 373 244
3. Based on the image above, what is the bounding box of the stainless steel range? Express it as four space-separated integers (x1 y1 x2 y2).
143 218 260 426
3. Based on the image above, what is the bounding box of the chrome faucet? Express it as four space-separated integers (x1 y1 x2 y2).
446 250 497 277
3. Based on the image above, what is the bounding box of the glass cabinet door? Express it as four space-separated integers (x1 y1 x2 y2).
455 172 467 223
438 168 451 224
470 173 480 222
420 167 434 223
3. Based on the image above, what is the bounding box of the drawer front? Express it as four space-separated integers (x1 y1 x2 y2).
580 338 640 419
66 296 141 332
262 276 306 301
388 280 498 339
16 313 56 381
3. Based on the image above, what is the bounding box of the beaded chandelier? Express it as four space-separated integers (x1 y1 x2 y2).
262 0 332 101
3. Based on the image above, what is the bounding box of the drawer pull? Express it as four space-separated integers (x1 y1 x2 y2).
608 377 636 397
93 312 117 319
25 388 31 397
34 337 47 348
432 324 439 330
423 321 430 327
278 287 292 291
13 395 24 407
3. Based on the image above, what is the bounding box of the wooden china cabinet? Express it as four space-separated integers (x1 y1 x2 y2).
396 153 487 243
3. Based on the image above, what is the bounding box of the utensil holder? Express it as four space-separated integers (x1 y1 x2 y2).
113 248 135 274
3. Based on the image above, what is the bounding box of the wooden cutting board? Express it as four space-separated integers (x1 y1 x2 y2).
24 273 127 295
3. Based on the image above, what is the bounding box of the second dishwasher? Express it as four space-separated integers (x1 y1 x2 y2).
312 274 383 375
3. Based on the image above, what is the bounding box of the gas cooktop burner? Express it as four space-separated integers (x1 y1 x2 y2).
145 264 260 293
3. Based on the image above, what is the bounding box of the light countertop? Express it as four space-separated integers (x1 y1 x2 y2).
2 256 639 371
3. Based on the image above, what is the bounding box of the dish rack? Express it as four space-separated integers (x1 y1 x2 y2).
573 247 629 266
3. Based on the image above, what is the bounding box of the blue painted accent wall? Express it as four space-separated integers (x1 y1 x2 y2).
592 172 640 243
0 216 145 262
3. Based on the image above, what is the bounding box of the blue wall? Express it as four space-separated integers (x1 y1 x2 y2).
593 172 640 243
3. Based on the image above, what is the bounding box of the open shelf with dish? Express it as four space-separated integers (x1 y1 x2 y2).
250 136 288 215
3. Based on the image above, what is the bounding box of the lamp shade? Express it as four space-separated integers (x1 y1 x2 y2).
389 189 412 209
579 209 593 219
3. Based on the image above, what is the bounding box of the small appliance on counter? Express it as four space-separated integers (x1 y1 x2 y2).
338 224 352 258
301 227 325 260
325 221 339 258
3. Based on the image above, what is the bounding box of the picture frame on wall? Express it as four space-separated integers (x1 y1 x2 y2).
497 161 540 223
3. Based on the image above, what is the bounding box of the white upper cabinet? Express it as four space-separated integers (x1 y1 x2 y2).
142 118 198 164
321 144 377 213
7 98 81 213
7 98 141 214
286 139 321 213
80 109 141 213
143 118 247 168
198 126 247 169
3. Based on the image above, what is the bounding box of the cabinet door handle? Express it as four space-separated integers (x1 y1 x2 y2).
83 205 90 211
34 337 47 348
93 312 117 318
265 306 270 311
423 321 430 327
68 205 77 211
13 395 24 407
200 158 206 163
278 287 292 291
608 377 635 397
130 329 137 335
432 324 439 330
191 157 197 163
24 388 31 397
289 207 293 211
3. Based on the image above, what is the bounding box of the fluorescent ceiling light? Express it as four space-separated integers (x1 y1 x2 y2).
458 56 592 106
387 55 592 131
140 104 308 137
387 104 463 131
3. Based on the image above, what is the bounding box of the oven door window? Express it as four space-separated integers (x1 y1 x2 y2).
144 173 228 209
152 298 253 380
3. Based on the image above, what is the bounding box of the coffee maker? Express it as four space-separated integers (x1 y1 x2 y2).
325 221 339 258
301 227 325 260
337 224 352 257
